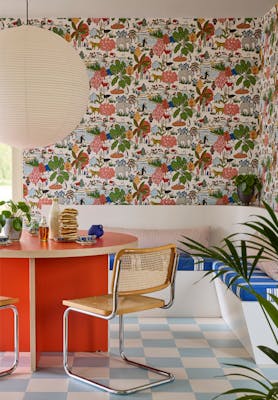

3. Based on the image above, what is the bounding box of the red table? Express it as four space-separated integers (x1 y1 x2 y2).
0 231 137 370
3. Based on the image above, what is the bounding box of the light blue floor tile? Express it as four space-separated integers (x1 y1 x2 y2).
142 339 176 347
110 330 141 339
195 393 234 400
123 331 142 338
139 324 170 331
0 379 29 392
110 392 152 400
68 379 109 392
179 348 215 357
24 394 67 400
187 368 224 379
110 367 148 379
230 379 263 391
207 339 243 348
151 378 192 392
260 367 278 380
173 331 204 338
217 357 257 368
145 357 183 368
0 317 271 399
110 347 145 357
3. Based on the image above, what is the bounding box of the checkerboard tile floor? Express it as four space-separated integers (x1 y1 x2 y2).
0 317 277 400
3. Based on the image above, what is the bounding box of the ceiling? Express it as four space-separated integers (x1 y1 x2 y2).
0 0 276 18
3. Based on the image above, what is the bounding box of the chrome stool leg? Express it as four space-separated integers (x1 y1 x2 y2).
63 308 174 395
0 305 19 377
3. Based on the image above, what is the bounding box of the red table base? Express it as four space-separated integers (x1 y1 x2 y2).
0 258 30 351
0 255 108 354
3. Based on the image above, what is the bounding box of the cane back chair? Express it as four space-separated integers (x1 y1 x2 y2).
0 296 19 376
63 243 178 395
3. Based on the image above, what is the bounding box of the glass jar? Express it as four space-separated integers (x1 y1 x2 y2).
39 216 49 242
48 198 60 239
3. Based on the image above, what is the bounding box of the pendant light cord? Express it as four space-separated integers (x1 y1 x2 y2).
26 0 29 25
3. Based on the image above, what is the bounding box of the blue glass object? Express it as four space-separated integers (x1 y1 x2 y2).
88 224 104 238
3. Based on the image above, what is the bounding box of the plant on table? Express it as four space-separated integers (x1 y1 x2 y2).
0 200 31 238
180 201 278 399
233 173 262 205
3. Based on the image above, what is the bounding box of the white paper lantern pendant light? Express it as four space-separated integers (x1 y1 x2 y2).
0 1 89 149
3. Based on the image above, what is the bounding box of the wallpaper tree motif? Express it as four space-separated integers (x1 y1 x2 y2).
1 17 262 207
258 5 278 211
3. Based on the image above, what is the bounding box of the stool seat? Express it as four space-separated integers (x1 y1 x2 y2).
0 295 19 376
0 296 18 307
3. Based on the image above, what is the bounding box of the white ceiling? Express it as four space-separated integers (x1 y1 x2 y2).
0 0 276 18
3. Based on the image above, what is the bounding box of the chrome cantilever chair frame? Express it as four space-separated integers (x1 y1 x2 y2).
0 304 19 377
63 245 178 395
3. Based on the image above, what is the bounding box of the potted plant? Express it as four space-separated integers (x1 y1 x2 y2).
180 201 278 399
234 173 262 206
0 200 31 241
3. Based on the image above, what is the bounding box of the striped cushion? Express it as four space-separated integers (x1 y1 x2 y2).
109 253 214 272
213 261 278 301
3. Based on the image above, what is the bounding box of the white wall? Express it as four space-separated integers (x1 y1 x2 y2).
60 204 269 246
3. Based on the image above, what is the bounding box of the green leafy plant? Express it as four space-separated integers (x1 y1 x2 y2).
234 174 262 196
0 200 31 231
180 201 278 399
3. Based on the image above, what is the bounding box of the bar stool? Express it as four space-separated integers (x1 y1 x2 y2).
63 244 178 395
0 296 19 376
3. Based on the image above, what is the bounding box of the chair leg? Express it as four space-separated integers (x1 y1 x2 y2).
118 314 175 392
0 305 19 377
63 308 175 395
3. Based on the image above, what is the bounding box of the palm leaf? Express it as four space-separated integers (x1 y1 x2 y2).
258 346 278 364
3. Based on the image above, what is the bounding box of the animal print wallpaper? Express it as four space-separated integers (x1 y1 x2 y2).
258 5 278 211
2 17 263 207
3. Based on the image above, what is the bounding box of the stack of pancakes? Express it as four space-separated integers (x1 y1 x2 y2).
59 208 78 241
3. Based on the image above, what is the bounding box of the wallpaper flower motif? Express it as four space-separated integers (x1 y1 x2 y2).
0 17 263 207
258 5 278 211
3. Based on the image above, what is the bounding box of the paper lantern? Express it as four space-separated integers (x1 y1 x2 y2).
0 25 89 148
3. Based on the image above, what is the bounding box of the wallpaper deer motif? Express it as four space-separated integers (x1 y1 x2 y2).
1 17 263 207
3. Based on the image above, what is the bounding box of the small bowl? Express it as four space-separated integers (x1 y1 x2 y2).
77 235 96 243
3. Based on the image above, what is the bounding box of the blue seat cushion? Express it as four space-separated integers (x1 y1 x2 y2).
109 252 214 272
213 261 278 301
